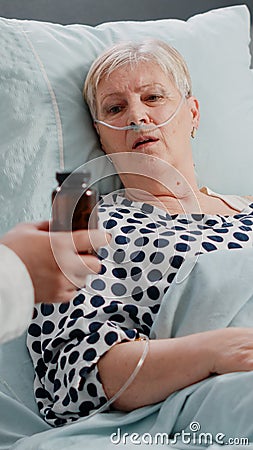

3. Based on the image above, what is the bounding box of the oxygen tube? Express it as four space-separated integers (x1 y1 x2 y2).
75 335 150 422
94 96 185 132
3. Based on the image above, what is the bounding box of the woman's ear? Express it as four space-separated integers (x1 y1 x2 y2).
189 96 200 129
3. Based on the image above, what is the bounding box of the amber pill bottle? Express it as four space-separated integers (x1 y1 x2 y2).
51 171 98 232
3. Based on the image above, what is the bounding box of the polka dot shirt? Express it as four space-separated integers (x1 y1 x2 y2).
27 191 253 426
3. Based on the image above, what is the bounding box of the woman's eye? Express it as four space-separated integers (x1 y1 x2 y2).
146 94 163 102
107 105 123 114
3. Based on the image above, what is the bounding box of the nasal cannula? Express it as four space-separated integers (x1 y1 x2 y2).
77 96 185 422
94 95 185 132
70 335 150 423
71 97 185 424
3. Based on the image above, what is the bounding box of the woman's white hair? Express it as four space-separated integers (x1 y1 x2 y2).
83 39 192 119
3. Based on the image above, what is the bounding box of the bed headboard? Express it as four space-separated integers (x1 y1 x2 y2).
0 0 251 25
0 0 252 57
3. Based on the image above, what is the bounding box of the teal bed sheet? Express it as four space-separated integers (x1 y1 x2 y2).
2 247 253 449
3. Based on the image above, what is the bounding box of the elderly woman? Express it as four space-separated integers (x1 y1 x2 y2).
27 40 253 427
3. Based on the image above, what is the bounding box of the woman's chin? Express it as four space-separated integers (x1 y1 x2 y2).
108 150 192 205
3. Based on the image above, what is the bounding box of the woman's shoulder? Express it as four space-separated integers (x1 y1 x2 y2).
200 186 252 212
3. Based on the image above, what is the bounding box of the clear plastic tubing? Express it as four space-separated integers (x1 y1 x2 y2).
94 96 185 132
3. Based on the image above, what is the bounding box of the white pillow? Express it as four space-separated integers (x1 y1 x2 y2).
0 5 252 234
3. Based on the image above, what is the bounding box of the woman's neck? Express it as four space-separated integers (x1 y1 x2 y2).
124 187 240 216
124 184 202 215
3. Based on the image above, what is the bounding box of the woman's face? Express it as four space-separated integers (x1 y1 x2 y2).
95 61 199 191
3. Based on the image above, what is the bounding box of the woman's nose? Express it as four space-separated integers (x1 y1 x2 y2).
127 99 149 126
130 118 145 126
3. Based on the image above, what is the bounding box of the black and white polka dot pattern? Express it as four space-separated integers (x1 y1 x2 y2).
27 193 253 426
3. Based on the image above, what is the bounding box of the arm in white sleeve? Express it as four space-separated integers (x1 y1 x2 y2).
0 244 34 344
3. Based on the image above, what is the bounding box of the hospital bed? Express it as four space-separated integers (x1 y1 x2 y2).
0 1 253 449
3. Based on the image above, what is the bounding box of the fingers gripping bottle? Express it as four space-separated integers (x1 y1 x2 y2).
51 171 98 253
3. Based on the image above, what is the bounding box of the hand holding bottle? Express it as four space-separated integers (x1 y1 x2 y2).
1 221 110 303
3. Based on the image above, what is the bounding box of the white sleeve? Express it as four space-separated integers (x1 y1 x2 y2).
0 244 34 344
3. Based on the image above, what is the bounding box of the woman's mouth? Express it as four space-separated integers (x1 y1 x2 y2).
132 136 159 150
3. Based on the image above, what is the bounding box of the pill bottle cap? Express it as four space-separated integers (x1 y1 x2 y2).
56 171 91 186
